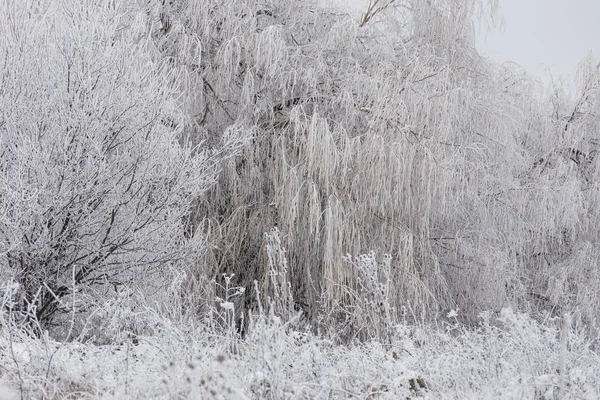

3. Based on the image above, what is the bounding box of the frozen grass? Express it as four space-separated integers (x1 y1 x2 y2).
1 307 599 399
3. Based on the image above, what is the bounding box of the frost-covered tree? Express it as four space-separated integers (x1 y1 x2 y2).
37 0 594 340
145 0 540 329
6 0 599 342
0 0 240 335
517 56 600 331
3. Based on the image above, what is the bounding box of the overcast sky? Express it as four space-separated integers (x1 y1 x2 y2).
477 0 600 84
328 0 600 85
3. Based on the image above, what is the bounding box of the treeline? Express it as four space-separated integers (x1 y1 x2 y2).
1 0 599 342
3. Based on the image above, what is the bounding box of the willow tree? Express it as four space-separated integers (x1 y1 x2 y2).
144 0 525 324
140 0 600 340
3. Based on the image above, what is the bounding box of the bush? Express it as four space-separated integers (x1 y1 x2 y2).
0 0 242 337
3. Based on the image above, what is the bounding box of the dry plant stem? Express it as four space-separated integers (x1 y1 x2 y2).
558 313 570 400
43 267 78 396
360 0 397 27
6 304 24 400
125 337 130 397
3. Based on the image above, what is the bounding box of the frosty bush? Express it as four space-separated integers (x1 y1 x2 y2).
0 0 241 337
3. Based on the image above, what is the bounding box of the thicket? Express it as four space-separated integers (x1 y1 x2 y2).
0 0 242 339
1 0 600 345
152 0 600 339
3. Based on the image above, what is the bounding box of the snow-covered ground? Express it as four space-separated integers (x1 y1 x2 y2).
1 308 599 399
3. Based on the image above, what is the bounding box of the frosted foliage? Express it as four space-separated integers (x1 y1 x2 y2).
4 0 600 398
264 228 294 318
326 252 398 342
3 296 600 399
0 0 241 335
2 0 599 350
142 0 600 329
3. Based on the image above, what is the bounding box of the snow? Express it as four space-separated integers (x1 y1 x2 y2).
1 308 599 399
0 382 19 400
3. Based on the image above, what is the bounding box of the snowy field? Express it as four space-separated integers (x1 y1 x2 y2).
2 308 600 399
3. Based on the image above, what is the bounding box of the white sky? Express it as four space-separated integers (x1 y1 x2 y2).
327 0 600 85
477 0 600 84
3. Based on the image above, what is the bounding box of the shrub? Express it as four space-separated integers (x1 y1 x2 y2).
0 0 242 337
